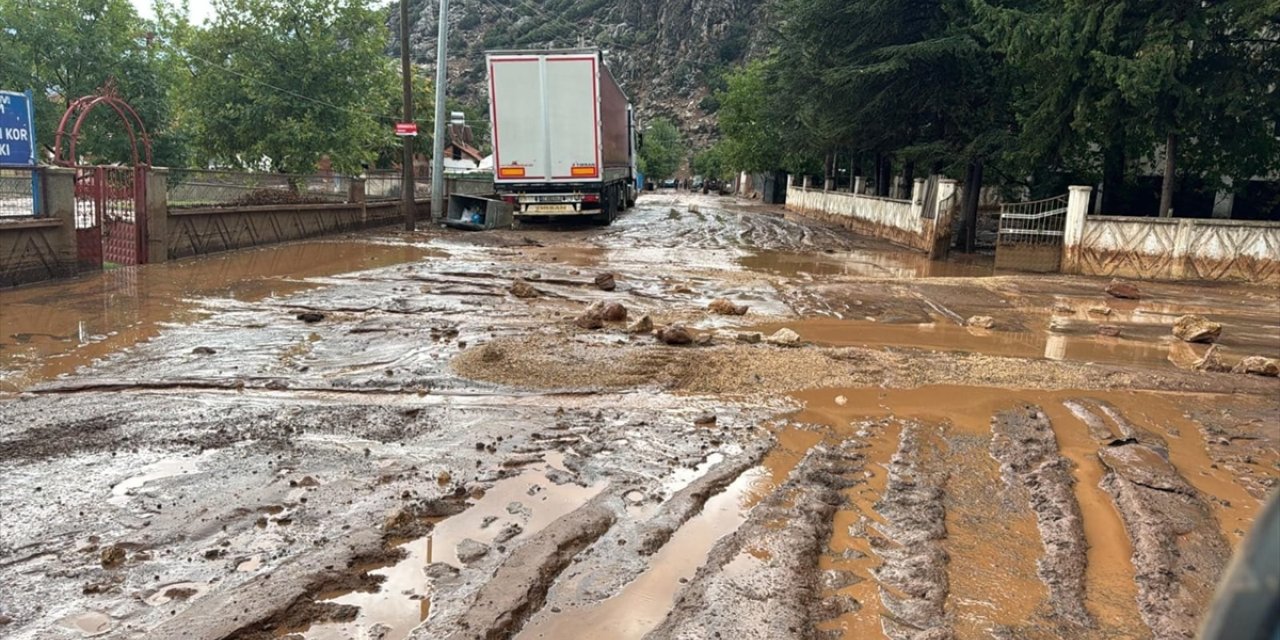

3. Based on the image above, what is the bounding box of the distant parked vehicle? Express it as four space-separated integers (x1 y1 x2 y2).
660 178 678 189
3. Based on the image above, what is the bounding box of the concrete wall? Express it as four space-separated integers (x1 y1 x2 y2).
166 200 412 260
0 168 78 287
1063 186 1280 283
786 178 958 257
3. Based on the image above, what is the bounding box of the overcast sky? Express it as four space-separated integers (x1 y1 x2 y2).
130 0 215 24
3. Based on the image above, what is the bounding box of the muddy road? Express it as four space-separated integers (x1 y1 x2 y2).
1 192 1277 640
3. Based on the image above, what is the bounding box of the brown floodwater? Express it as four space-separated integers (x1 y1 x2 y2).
752 317 1182 369
0 239 437 392
784 385 1275 638
740 249 994 279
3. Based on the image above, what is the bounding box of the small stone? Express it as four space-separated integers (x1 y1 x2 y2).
594 273 617 291
600 302 628 322
694 414 717 427
480 516 499 529
296 312 325 323
656 325 694 346
1232 356 1280 377
1097 325 1122 337
1053 304 1075 314
708 299 749 316
1105 280 1142 300
509 281 540 299
736 332 763 344
191 346 216 355
1173 315 1222 344
100 545 127 569
298 476 320 488
423 563 460 580
627 315 654 334
575 308 605 330
1087 306 1113 317
835 395 848 406
456 539 490 564
265 380 288 391
1049 319 1071 333
494 523 524 544
694 333 714 346
1194 345 1231 373
766 328 802 346
966 316 996 330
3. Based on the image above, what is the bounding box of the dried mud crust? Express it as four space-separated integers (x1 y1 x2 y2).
644 444 865 639
1187 398 1280 501
990 406 1091 629
451 335 1279 396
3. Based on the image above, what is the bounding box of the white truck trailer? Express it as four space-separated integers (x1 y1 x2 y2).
487 49 638 225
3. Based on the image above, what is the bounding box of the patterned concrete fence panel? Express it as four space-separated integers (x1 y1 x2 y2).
1062 186 1280 284
0 168 79 287
786 179 958 256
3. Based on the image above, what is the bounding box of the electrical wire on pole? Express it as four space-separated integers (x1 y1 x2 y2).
400 0 416 231
430 0 449 223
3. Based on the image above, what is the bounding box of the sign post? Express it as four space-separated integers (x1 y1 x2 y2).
0 90 39 215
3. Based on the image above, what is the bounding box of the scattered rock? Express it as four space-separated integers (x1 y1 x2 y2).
0 613 12 625
1194 345 1231 373
600 302 628 322
1053 304 1075 314
480 516 499 529
1097 325 1122 337
368 622 393 640
835 395 848 406
627 315 654 334
694 414 717 427
656 325 694 346
708 298 749 316
456 539 490 565
736 332 763 344
494 523 524 544
296 312 325 324
1173 315 1222 344
100 545 127 569
424 563 460 580
766 328 802 347
966 316 996 330
694 333 714 346
594 273 617 291
575 308 604 330
297 476 320 488
1105 280 1142 300
1049 319 1071 333
191 346 216 356
265 380 288 391
1087 306 1113 317
509 281 540 299
1233 356 1279 378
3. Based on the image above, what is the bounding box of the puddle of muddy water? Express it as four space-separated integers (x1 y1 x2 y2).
740 249 993 279
786 385 1273 639
302 452 602 640
754 317 1179 369
518 427 817 640
0 239 437 392
57 611 113 637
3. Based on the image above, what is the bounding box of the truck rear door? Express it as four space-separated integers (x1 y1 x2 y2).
489 54 600 186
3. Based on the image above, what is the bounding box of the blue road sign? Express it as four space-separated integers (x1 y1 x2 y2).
0 90 37 166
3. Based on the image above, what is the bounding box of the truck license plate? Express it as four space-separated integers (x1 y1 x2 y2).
527 204 575 213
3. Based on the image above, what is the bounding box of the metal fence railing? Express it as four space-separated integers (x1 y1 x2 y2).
166 169 352 209
998 194 1068 245
364 171 435 201
0 168 41 218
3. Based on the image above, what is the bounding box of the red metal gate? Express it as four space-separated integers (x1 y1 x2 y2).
74 166 147 268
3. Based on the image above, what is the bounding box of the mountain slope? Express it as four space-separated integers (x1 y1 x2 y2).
392 0 767 146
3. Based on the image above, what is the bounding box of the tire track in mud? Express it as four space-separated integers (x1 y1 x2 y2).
1069 400 1232 639
871 423 951 640
642 443 865 640
989 406 1092 629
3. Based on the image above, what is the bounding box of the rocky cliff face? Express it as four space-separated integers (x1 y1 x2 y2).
392 0 767 146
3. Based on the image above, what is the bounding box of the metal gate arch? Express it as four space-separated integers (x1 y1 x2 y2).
54 82 153 269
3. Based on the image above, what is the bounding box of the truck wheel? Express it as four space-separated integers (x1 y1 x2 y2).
593 185 619 225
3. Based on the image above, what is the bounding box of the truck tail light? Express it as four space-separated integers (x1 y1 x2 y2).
499 167 526 178
571 166 598 178
501 195 518 205
582 194 599 203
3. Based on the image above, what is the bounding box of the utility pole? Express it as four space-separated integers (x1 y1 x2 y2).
430 0 449 223
400 0 415 231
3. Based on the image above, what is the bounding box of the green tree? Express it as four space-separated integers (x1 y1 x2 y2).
692 144 733 182
181 0 396 173
0 0 187 165
639 117 682 180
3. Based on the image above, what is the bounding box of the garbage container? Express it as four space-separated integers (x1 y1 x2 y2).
444 194 514 231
